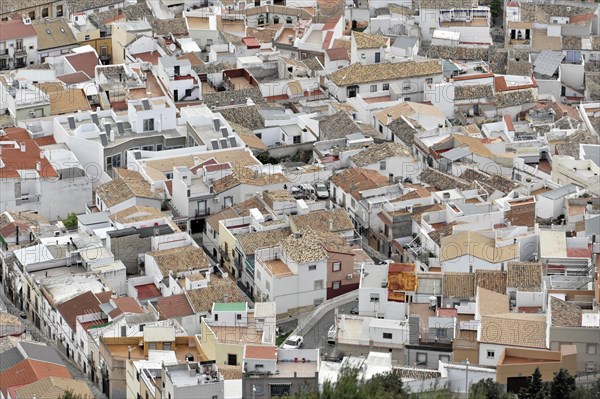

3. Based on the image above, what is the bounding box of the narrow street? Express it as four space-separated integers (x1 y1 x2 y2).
0 289 107 399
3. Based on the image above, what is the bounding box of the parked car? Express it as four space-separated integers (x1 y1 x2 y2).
314 182 329 199
282 335 304 349
350 306 359 315
327 325 336 345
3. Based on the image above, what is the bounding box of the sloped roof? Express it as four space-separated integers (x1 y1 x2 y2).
0 359 71 397
352 31 389 49
95 169 161 208
328 60 441 86
349 142 412 167
443 273 475 298
237 227 292 256
155 294 195 319
480 313 547 348
56 291 104 331
14 377 93 399
281 228 327 263
476 286 509 316
507 262 542 291
32 18 77 51
187 276 246 313
549 296 581 327
474 270 507 294
330 168 390 200
289 208 354 234
64 51 99 79
440 231 519 263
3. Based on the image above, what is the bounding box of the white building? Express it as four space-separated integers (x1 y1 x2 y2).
157 56 201 102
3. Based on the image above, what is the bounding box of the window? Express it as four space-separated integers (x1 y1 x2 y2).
236 314 242 320
370 84 377 92
100 46 108 57
84 35 90 41
163 342 171 350
148 343 157 350
143 119 154 132
383 332 392 339
351 198 355 208
256 133 262 139
370 294 380 302
436 328 447 338
379 124 383 133
224 196 233 208
439 355 450 363
141 145 154 151
156 144 163 151
587 344 597 355
426 78 433 84
214 314 219 322
383 83 389 90
256 270 261 281
29 11 35 20
332 262 341 272
314 280 324 290
293 135 301 144
487 350 495 359
286 16 292 23
42 7 49 17
332 281 341 290
469 264 473 273
16 40 23 50
379 161 386 170
416 352 427 364
308 265 316 271
266 281 270 291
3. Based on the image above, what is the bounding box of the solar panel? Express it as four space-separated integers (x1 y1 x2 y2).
228 137 237 147
142 99 150 110
219 138 229 148
67 116 75 129
533 50 564 77
220 126 229 138
116 122 125 135
211 139 219 150
91 113 99 126
99 133 108 146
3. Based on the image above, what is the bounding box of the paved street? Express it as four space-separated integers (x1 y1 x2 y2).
302 299 357 358
0 289 107 399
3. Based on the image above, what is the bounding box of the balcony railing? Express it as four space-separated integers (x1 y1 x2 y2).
0 49 8 56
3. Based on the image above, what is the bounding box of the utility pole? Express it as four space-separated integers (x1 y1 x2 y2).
465 358 470 397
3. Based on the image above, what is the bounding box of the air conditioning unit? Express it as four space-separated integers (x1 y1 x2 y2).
213 197 220 202
346 274 353 280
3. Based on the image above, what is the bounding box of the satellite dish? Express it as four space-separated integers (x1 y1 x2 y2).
169 43 176 52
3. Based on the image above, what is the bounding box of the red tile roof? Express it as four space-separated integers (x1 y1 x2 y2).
57 71 92 84
0 359 71 396
205 163 232 172
56 291 104 331
0 19 36 41
322 16 340 30
326 47 349 61
155 294 194 319
494 75 538 92
136 283 161 300
244 345 277 360
64 51 99 79
570 13 594 24
108 297 145 318
242 37 261 49
322 31 334 49
504 114 515 132
0 137 58 179
330 168 390 200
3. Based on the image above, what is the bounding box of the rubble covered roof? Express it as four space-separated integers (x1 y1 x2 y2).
350 142 412 166
328 60 441 86
507 262 543 291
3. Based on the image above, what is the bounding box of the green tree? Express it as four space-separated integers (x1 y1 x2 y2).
549 369 576 399
62 212 78 228
469 378 509 399
519 367 549 399
490 0 502 20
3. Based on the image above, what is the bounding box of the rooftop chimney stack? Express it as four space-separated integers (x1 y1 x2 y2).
20 143 26 152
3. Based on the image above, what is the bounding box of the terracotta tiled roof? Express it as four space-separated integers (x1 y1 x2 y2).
549 296 581 327
237 227 292 256
107 297 144 319
474 270 507 294
326 47 350 62
0 359 71 397
460 168 519 195
289 208 354 234
155 294 195 319
507 262 542 291
440 231 519 263
95 169 161 208
0 134 58 179
476 287 509 316
35 83 92 115
13 377 93 399
443 273 475 298
218 105 264 130
350 142 413 166
109 205 165 225
352 31 389 49
57 291 106 331
388 263 417 302
419 168 471 191
64 51 99 79
419 0 477 8
328 60 441 86
480 313 547 348
0 18 36 41
281 228 327 263
330 167 389 200
57 71 91 84
186 276 245 313
147 245 210 277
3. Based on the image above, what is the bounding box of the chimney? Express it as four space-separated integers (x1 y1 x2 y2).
294 231 302 239
388 173 394 184
387 114 392 125
328 218 334 231
20 142 26 152
587 201 593 213
35 161 41 172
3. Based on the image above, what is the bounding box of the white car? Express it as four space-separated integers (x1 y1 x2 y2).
327 325 336 345
314 182 329 199
282 335 304 349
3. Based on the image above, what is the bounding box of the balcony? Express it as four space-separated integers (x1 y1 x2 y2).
194 207 211 218
0 49 9 56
